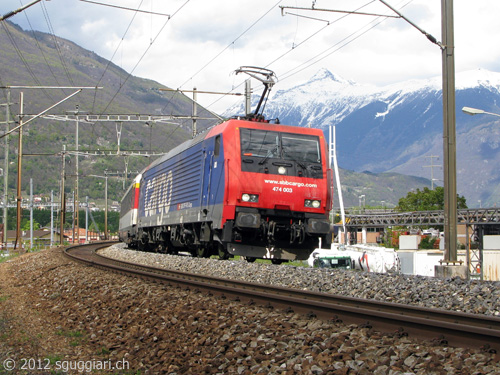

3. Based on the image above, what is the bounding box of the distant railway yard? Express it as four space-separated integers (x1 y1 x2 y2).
0 243 499 374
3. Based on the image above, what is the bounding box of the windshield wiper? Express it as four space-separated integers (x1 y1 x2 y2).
259 145 279 165
282 146 306 169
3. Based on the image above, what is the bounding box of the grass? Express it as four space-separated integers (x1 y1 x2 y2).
55 330 84 338
0 253 19 264
98 347 111 355
55 329 86 347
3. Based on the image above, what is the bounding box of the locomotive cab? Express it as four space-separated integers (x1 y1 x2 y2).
219 120 332 261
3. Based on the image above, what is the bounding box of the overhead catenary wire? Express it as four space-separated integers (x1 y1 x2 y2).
90 0 146 114
99 0 191 116
279 14 390 82
21 10 63 91
79 0 171 17
40 1 75 86
0 0 77 104
212 0 413 111
177 0 283 90
266 1 377 70
160 0 284 118
1 0 416 122
176 0 283 95
203 0 379 112
277 0 414 83
2 1 386 119
204 1 371 112
0 22 47 93
206 0 414 114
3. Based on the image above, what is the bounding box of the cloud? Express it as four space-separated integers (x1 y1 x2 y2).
2 0 500 113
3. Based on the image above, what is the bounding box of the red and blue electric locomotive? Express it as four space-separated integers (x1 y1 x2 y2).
119 118 332 262
119 67 332 262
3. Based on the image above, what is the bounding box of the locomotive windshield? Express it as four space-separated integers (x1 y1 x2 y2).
240 128 323 178
241 129 280 158
240 128 321 163
281 134 321 164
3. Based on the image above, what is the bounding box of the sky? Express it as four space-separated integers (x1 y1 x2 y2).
1 0 500 114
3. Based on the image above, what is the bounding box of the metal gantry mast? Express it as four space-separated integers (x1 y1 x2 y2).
280 1 459 267
0 91 14 246
0 86 98 250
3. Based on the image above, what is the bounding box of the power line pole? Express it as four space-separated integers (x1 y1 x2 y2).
72 190 76 244
60 145 66 245
1 91 14 246
85 196 88 243
104 170 108 240
0 87 93 247
29 178 33 249
14 92 24 251
441 0 457 263
280 0 461 271
67 106 81 242
192 87 197 137
50 190 54 247
423 155 440 189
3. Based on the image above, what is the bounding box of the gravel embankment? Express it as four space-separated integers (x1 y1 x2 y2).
102 243 500 316
0 246 498 374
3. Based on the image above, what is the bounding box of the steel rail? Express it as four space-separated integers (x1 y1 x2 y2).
64 243 500 354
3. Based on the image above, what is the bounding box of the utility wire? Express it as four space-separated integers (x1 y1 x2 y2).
207 0 412 114
222 1 411 103
21 8 62 99
278 0 413 83
204 1 374 112
79 0 171 17
99 0 190 115
91 0 145 113
177 0 283 90
40 1 75 86
280 18 386 82
0 22 47 92
266 1 376 70
177 0 284 114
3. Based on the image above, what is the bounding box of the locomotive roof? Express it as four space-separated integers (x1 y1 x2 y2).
144 127 209 172
144 118 325 173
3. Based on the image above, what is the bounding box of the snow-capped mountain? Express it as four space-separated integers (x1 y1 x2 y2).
226 68 500 207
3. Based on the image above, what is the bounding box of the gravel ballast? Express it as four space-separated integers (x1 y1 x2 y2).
102 243 500 316
0 246 498 374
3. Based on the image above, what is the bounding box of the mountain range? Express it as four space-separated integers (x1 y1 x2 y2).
0 20 437 209
0 21 218 205
228 68 500 208
0 22 486 212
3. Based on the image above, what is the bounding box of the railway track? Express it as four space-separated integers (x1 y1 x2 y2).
65 242 500 354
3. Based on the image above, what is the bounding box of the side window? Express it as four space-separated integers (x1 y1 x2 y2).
214 135 221 157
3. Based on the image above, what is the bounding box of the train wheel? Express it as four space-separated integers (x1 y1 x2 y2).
242 256 256 263
197 246 208 258
271 259 284 265
218 243 229 260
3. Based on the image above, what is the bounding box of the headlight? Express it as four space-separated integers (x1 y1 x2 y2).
305 199 321 208
242 193 259 203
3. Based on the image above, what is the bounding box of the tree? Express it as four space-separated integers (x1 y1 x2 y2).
21 218 40 231
396 186 467 212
